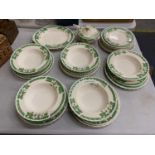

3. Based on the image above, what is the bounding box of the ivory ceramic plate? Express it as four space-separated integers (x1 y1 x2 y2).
107 49 149 80
10 44 51 74
15 76 66 122
68 77 118 122
60 43 100 73
32 25 75 50
101 27 134 48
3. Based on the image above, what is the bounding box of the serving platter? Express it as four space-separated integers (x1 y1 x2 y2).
32 25 75 50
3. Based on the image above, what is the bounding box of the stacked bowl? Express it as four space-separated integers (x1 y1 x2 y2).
99 27 135 53
60 43 100 78
10 44 53 80
15 76 67 126
105 49 150 90
68 77 120 127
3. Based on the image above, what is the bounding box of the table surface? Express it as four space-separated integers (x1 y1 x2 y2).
0 28 155 134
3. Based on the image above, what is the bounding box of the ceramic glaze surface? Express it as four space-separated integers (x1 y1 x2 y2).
79 26 98 38
66 45 93 68
75 83 108 115
21 82 58 114
15 46 45 69
38 28 70 46
106 29 129 45
112 55 142 77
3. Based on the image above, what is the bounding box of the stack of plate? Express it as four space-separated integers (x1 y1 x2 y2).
99 27 135 53
15 76 67 126
32 25 75 50
10 44 54 80
60 43 100 78
68 77 120 128
105 49 150 90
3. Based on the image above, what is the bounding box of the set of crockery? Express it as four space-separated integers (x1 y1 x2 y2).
99 27 135 53
68 77 120 127
10 44 54 79
60 43 100 78
32 25 75 50
105 49 150 90
15 76 67 126
76 25 100 44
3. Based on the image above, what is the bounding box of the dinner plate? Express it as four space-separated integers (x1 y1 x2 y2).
104 67 149 90
107 49 149 81
68 77 119 122
60 43 100 73
15 76 66 122
32 25 75 50
101 27 134 48
10 44 51 75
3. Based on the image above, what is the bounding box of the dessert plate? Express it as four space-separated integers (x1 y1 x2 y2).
60 43 100 73
15 76 66 122
101 27 134 48
68 77 118 122
10 44 51 74
32 25 75 50
107 49 149 80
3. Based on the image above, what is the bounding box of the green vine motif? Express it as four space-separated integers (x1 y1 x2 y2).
73 105 82 115
18 91 26 100
25 112 49 120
